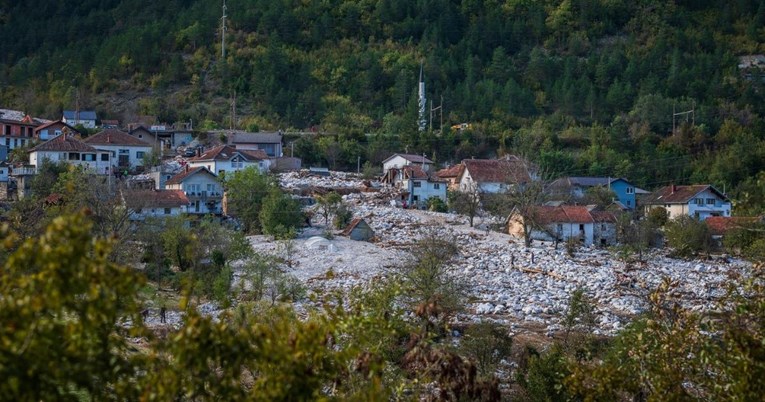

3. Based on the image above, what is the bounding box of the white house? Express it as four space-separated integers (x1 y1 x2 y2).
125 189 189 221
187 145 270 176
382 153 433 174
381 164 446 207
458 156 532 194
643 184 731 221
507 205 617 247
164 166 222 215
83 129 152 170
29 134 112 175
62 110 97 129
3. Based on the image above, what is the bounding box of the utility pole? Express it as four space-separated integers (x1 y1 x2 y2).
357 156 361 173
221 1 227 60
230 90 236 130
430 95 443 134
672 100 695 135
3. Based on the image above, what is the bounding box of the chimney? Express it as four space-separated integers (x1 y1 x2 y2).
671 184 676 194
196 147 202 157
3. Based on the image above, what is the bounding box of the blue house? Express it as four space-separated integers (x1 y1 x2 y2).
550 177 641 209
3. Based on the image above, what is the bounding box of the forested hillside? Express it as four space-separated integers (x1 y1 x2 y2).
1 0 765 213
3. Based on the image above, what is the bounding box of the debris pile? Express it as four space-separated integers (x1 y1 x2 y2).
252 172 754 336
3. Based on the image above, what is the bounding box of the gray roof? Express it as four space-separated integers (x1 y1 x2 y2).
554 177 632 187
228 131 282 144
63 110 97 120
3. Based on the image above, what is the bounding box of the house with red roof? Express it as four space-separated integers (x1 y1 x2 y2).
29 134 112 175
164 166 222 215
507 205 618 246
434 164 465 190
457 156 534 194
186 145 270 176
84 129 152 169
33 120 81 141
123 189 189 220
643 184 731 221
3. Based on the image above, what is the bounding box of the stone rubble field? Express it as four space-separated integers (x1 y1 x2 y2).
251 170 752 336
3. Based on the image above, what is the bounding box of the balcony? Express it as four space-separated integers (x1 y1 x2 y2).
185 190 223 201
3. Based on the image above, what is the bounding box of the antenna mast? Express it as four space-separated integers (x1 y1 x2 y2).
221 1 227 59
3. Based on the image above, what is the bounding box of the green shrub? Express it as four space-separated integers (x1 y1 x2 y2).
426 196 448 212
665 215 712 258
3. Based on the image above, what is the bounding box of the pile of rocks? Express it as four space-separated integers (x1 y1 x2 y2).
255 172 754 336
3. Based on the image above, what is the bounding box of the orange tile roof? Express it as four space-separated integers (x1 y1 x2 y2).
84 129 151 146
30 133 97 153
462 157 532 184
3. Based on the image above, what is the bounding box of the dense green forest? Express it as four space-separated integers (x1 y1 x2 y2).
1 0 765 213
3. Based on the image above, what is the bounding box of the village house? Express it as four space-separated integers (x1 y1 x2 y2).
434 164 464 190
186 145 270 176
84 129 152 170
0 109 42 150
382 153 433 174
34 120 81 141
507 205 618 247
141 122 194 148
226 131 283 157
458 156 533 194
100 119 120 129
382 164 447 207
164 166 222 215
62 110 97 129
550 176 642 209
341 218 375 241
29 133 112 175
129 126 167 152
125 189 189 221
705 215 764 248
643 184 731 221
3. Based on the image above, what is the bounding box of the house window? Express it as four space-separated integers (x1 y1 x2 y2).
695 198 704 205
164 208 171 215
232 160 243 169
186 184 200 194
433 183 440 189
626 187 634 194
579 224 585 231
101 153 109 161
137 151 145 159
413 181 421 188
207 184 216 193
706 198 716 205
82 154 96 161
627 200 631 207
601 224 606 230
68 153 80 160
